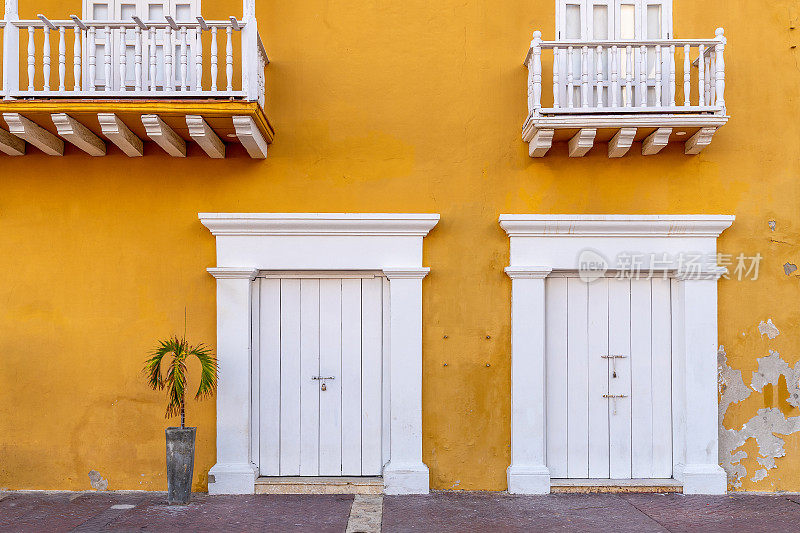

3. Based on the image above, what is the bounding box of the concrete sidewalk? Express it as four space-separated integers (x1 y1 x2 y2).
2 490 800 532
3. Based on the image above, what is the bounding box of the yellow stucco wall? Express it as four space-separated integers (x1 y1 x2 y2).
1 0 799 492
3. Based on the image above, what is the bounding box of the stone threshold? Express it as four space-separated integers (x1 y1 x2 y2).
255 477 383 495
550 479 683 494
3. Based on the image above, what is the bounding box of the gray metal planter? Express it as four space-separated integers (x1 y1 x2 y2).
165 427 196 505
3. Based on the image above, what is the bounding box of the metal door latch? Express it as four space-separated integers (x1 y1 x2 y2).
603 394 629 415
602 355 628 379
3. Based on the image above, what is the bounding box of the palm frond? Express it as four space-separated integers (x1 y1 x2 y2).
143 338 180 391
164 354 187 419
189 343 218 400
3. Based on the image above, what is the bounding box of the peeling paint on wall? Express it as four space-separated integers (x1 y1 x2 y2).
88 470 109 491
783 263 797 276
718 346 752 487
758 319 780 340
719 322 800 488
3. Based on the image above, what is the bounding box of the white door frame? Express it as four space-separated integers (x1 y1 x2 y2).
199 213 440 495
500 214 734 495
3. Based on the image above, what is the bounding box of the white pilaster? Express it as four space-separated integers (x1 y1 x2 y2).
674 266 728 495
241 0 259 102
382 267 430 495
3 0 20 98
207 267 259 495
506 267 552 494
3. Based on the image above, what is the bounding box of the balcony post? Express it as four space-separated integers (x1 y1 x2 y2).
714 28 726 112
241 0 260 102
528 31 542 116
3 0 20 98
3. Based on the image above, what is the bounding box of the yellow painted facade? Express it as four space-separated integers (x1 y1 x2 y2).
1 0 799 493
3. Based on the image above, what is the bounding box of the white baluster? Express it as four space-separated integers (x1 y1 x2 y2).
668 44 676 106
654 45 662 107
610 45 618 108
104 26 111 91
709 55 716 105
638 45 646 107
626 45 633 107
552 46 560 109
43 27 50 91
73 27 81 91
88 27 96 91
134 26 142 92
683 44 691 106
226 25 233 92
210 26 218 91
119 28 127 91
58 26 66 91
180 26 188 91
529 31 542 114
165 28 173 91
27 26 35 91
149 27 156 91
567 46 574 108
595 45 603 108
581 46 589 108
715 28 726 109
195 28 203 91
698 44 706 106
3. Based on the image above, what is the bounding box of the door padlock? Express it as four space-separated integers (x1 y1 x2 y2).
313 376 335 391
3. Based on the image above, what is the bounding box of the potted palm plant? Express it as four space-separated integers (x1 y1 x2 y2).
144 336 217 505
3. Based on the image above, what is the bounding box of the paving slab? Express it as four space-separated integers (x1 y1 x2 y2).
383 492 668 533
620 493 800 533
0 493 353 533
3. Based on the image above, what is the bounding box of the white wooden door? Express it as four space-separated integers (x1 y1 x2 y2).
84 0 199 90
556 0 673 107
545 276 673 479
254 274 384 477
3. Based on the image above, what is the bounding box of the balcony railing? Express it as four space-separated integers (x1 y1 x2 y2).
522 28 728 158
0 10 267 106
525 29 726 117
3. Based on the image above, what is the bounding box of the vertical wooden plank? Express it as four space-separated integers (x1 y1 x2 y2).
630 279 653 478
259 278 281 476
299 279 320 475
651 278 673 477
588 278 610 478
670 278 686 472
381 277 391 468
361 277 384 475
608 278 632 479
279 279 302 475
250 278 261 474
341 279 363 475
545 277 569 477
567 278 589 478
319 278 343 475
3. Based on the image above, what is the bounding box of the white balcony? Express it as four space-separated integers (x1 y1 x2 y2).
0 0 272 158
523 29 728 158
